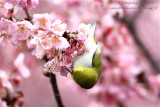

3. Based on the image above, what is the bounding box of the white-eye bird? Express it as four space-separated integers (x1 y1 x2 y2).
66 22 102 89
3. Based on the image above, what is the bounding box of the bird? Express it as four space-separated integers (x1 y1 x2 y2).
66 22 102 89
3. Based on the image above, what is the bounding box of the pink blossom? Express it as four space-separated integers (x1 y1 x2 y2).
52 35 70 50
14 53 30 78
78 23 92 39
0 99 7 107
40 32 69 50
28 29 70 59
28 19 70 60
31 43 46 59
1 0 21 17
0 1 8 18
19 0 28 8
14 20 34 39
4 2 20 14
7 20 34 44
50 0 65 5
51 19 67 36
33 13 52 28
0 0 16 18
28 30 47 59
5 0 38 10
43 50 71 76
0 70 13 91
20 0 39 9
27 0 39 9
149 75 160 89
76 23 96 53
5 0 20 5
43 58 67 76
0 18 13 30
101 14 115 28
0 18 13 40
87 101 105 107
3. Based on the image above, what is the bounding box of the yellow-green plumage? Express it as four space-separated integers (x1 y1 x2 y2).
71 22 102 89
72 67 98 89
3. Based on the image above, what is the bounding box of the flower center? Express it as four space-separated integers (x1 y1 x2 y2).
39 17 47 26
18 25 27 34
52 36 60 44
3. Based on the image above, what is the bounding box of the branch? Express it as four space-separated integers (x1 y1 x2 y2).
23 8 64 107
23 8 33 24
49 73 64 107
115 0 160 73
44 57 64 107
117 101 125 107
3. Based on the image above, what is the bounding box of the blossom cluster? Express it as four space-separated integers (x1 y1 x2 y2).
0 1 94 106
0 53 30 107
0 0 39 18
0 11 93 76
6 0 39 9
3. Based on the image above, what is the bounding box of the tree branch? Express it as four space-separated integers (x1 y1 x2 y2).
115 0 160 73
43 57 64 107
117 101 125 107
23 8 33 24
49 73 64 107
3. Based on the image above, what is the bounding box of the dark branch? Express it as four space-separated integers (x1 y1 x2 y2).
49 73 64 107
117 101 125 107
43 57 64 107
115 0 160 73
121 18 160 73
23 8 33 24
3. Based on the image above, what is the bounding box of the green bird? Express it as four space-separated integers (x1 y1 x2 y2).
66 22 102 89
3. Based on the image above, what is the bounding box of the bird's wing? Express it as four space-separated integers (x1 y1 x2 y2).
92 43 102 74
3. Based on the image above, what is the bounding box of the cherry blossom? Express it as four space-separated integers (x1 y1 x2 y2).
33 13 52 29
5 0 39 9
0 99 7 107
0 0 17 18
0 52 30 107
0 70 13 91
14 53 30 78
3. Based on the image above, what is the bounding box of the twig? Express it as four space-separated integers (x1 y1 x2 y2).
122 19 160 73
117 101 125 107
23 8 33 24
49 73 64 107
44 57 64 107
23 8 64 107
115 0 160 73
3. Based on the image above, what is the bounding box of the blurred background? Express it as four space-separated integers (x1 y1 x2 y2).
0 0 160 107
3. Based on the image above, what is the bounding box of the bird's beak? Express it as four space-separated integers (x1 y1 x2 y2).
65 68 73 74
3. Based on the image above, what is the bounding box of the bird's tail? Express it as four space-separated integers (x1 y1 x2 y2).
88 21 96 45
